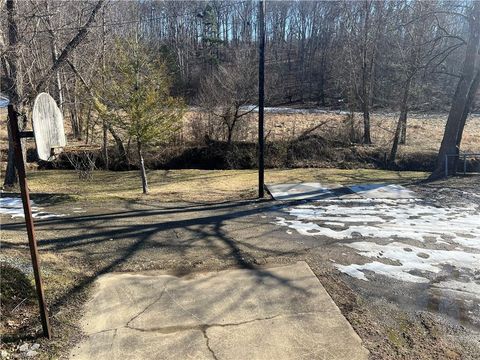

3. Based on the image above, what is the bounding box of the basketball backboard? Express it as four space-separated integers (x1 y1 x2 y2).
32 93 66 161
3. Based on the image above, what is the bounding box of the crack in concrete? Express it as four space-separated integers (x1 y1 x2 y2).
121 312 326 359
125 281 172 328
201 326 219 360
124 312 321 334
87 328 118 336
109 329 118 353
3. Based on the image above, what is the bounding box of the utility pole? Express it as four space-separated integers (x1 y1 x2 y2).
258 0 265 198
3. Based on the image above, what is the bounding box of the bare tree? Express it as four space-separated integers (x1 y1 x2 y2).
1 0 104 188
430 2 480 179
388 2 462 166
1 0 475 178
2 0 22 187
197 49 257 145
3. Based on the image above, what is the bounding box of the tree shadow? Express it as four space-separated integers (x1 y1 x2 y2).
2 198 315 342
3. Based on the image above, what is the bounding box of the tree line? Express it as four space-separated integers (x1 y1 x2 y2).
1 0 479 188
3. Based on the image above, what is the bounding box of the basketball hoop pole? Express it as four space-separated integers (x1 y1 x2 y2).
7 105 52 339
258 0 266 198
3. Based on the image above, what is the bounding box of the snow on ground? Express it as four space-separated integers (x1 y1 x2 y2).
275 200 480 248
273 197 480 296
335 241 480 283
0 197 65 219
239 105 350 115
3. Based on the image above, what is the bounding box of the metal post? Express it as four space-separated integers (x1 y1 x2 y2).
258 0 265 198
463 153 467 175
7 105 52 339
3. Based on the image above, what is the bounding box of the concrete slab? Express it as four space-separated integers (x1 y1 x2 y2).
266 183 341 200
72 328 211 360
70 262 368 360
207 313 366 360
347 184 417 199
267 183 417 201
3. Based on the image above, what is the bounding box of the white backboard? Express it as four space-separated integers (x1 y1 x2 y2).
32 93 66 161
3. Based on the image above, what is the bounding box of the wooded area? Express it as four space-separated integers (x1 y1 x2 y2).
1 0 479 188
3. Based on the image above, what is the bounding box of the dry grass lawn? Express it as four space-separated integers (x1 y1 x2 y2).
181 110 480 153
2 108 479 153
20 168 428 202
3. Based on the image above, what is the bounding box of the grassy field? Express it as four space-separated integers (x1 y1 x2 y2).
182 110 480 152
2 108 479 161
0 111 480 170
13 168 428 202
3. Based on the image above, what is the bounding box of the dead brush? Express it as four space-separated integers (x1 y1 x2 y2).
321 113 363 145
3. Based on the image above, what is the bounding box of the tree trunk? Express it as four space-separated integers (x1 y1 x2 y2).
430 3 480 179
45 2 64 112
452 69 480 171
103 121 109 169
108 125 127 163
3 0 20 188
4 126 18 188
362 104 372 144
225 108 237 146
399 110 407 145
137 140 148 194
389 77 412 165
319 53 326 107
388 111 403 168
399 119 407 145
54 58 64 112
34 0 104 96
227 125 233 145
456 69 480 149
85 105 92 144
399 78 412 145
361 0 372 145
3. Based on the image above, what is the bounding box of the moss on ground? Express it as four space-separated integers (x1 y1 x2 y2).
0 264 35 312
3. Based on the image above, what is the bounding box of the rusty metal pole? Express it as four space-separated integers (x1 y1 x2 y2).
258 0 266 198
7 105 52 339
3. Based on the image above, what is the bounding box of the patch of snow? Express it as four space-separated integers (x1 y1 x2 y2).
273 197 480 299
240 105 349 115
0 197 65 219
324 221 345 227
316 198 418 204
274 201 480 249
335 264 369 281
334 241 480 283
